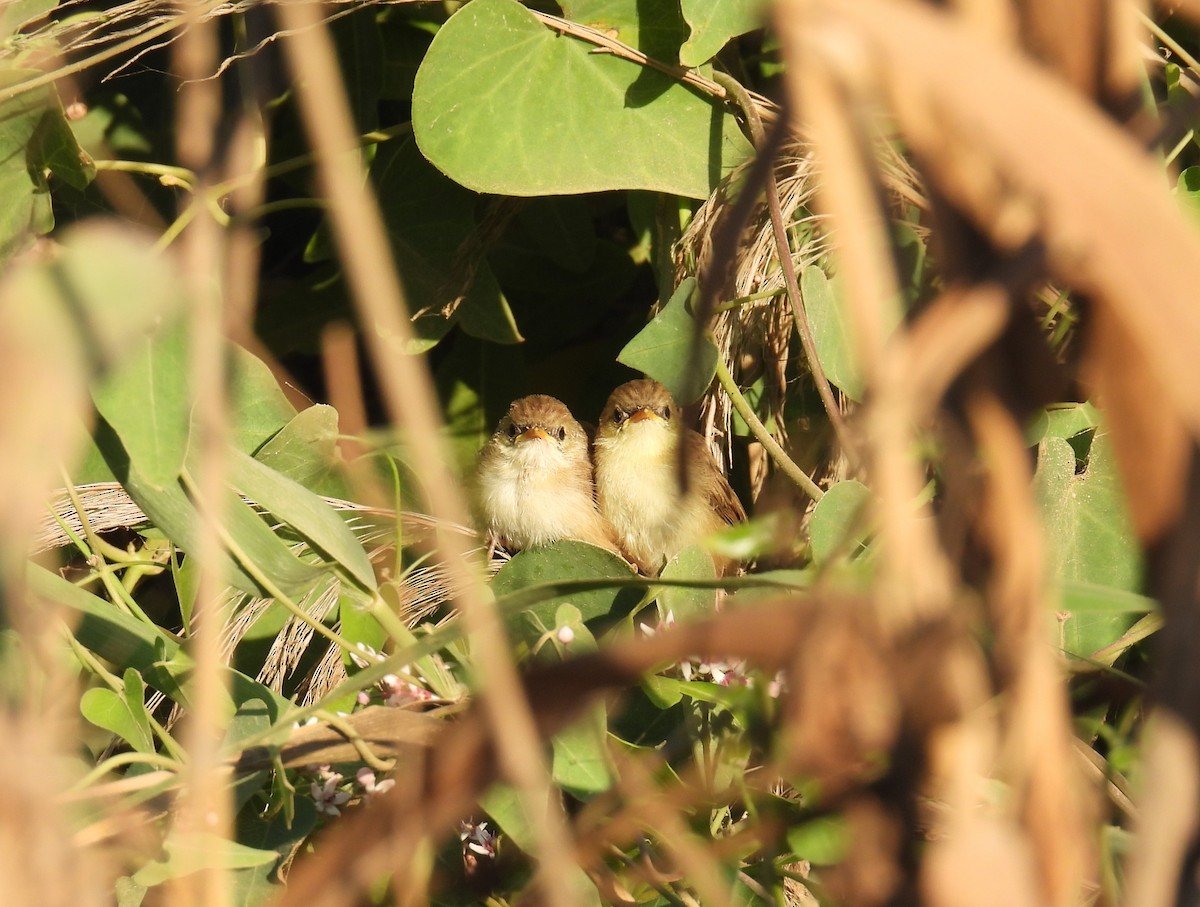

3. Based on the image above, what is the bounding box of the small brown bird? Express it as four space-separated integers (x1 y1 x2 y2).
473 394 619 554
593 379 746 575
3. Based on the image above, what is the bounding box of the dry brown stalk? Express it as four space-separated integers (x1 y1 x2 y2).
271 3 581 906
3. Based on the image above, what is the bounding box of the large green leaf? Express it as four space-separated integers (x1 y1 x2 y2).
658 545 717 622
802 266 864 402
79 683 155 754
95 418 323 598
411 0 753 200
92 321 191 491
0 1 56 39
229 798 317 907
553 705 614 796
1034 432 1143 656
491 541 640 641
132 833 278 887
0 70 93 259
371 135 519 352
809 480 872 564
227 447 377 593
32 563 292 717
679 0 767 67
542 606 614 796
226 345 297 456
1178 166 1200 225
617 277 717 405
252 404 349 499
559 0 688 59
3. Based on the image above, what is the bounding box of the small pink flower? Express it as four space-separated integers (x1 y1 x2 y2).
459 820 498 858
356 767 395 796
311 774 351 817
380 673 435 707
556 625 575 645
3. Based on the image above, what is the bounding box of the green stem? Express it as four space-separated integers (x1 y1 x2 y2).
713 70 860 471
314 709 395 772
715 288 782 313
71 751 183 792
714 356 824 502
92 159 197 191
66 633 186 763
56 477 158 626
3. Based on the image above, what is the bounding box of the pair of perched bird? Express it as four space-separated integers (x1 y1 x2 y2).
474 378 746 575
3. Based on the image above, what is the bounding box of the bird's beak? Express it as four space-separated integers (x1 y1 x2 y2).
627 407 662 424
517 427 551 442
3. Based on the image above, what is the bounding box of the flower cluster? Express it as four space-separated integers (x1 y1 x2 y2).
459 819 499 859
641 610 786 697
350 643 438 707
308 763 396 817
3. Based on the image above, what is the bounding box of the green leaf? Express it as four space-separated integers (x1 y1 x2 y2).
229 798 318 907
618 277 717 404
227 345 297 455
372 135 519 352
225 697 273 750
0 1 55 39
1026 402 1101 445
809 480 872 563
802 266 864 402
80 681 154 754
227 447 377 593
491 541 641 640
116 878 146 907
679 0 766 67
31 95 95 190
1059 581 1156 615
35 563 193 706
95 418 322 598
0 70 84 259
412 0 753 200
642 673 743 710
0 71 57 259
707 513 785 561
552 705 614 796
1034 432 1144 656
786 815 850 865
92 321 191 490
658 545 717 622
1178 166 1200 225
544 609 613 795
34 564 292 724
251 404 349 499
559 0 688 59
338 595 387 667
480 783 536 851
132 832 278 887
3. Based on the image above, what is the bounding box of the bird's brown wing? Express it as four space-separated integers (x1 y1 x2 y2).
686 431 747 525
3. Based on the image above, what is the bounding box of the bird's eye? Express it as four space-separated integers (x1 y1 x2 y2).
658 406 671 420
506 424 519 439
555 426 566 441
612 408 625 423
